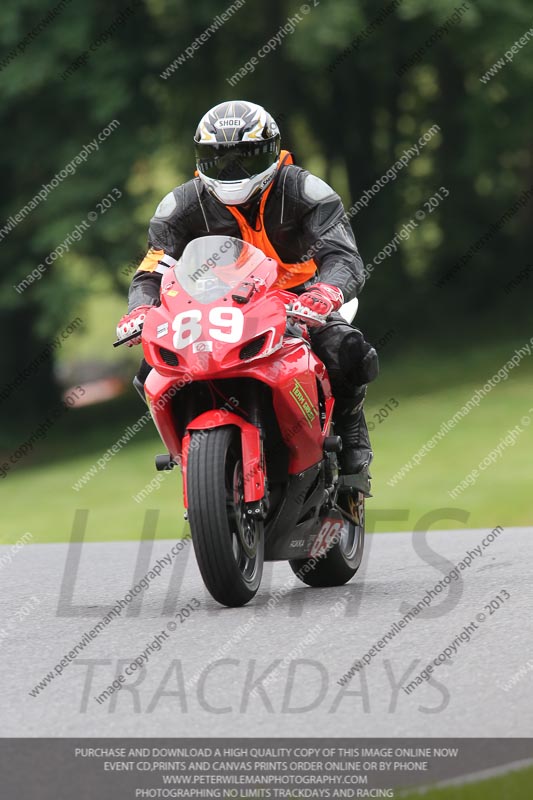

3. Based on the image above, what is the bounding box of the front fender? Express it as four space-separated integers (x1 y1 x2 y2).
181 411 265 507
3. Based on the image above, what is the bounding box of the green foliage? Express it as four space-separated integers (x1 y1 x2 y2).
0 0 530 432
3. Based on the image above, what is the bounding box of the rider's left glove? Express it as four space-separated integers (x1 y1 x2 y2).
292 283 344 323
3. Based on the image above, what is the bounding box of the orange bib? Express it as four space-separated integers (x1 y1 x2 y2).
225 151 318 290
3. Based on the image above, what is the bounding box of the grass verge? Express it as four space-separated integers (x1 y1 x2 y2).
1 338 531 543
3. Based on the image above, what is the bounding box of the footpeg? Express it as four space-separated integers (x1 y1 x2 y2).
324 435 343 453
155 454 177 471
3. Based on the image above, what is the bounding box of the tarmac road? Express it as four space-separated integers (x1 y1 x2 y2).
1 525 530 736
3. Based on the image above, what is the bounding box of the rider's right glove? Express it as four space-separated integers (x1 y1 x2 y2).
116 305 152 346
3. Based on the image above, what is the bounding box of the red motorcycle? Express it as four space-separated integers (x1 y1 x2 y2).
115 236 365 607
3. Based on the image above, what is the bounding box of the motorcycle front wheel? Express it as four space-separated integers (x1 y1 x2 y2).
187 426 264 607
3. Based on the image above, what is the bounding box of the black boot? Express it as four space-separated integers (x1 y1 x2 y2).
333 391 373 494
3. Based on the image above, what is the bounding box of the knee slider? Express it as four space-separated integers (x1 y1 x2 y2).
311 320 379 394
339 329 379 385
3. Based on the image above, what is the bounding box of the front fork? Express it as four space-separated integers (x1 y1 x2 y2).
245 382 269 519
181 408 267 511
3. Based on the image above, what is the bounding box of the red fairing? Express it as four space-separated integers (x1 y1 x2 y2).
140 239 335 508
250 338 331 473
142 255 286 380
144 370 185 462
145 335 333 477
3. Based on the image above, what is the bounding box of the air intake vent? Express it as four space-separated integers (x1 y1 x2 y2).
159 347 179 366
239 335 266 361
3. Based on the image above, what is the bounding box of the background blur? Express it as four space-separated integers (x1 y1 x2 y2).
1 0 531 542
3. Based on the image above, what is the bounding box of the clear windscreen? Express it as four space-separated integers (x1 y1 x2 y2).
174 236 269 304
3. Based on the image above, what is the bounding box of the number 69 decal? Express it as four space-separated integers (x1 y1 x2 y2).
310 519 344 558
172 307 244 350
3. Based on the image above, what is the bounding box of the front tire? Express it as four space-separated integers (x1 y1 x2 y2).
289 492 365 587
187 426 264 607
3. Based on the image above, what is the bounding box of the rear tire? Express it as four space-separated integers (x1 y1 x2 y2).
289 492 365 587
187 426 264 607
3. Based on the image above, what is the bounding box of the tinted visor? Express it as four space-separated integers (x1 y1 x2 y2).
195 139 280 181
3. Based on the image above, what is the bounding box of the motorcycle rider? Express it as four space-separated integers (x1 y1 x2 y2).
117 101 378 490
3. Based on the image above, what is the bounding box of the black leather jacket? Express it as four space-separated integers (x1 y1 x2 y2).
128 163 365 312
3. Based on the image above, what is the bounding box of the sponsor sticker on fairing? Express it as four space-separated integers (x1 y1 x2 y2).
156 323 169 338
192 340 213 353
289 379 318 427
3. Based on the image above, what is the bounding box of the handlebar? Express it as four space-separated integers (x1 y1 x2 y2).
112 303 325 348
113 325 144 348
284 303 327 327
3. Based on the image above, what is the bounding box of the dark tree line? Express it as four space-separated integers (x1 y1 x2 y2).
0 0 530 433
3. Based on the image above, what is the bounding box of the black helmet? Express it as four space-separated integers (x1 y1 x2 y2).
194 100 281 205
